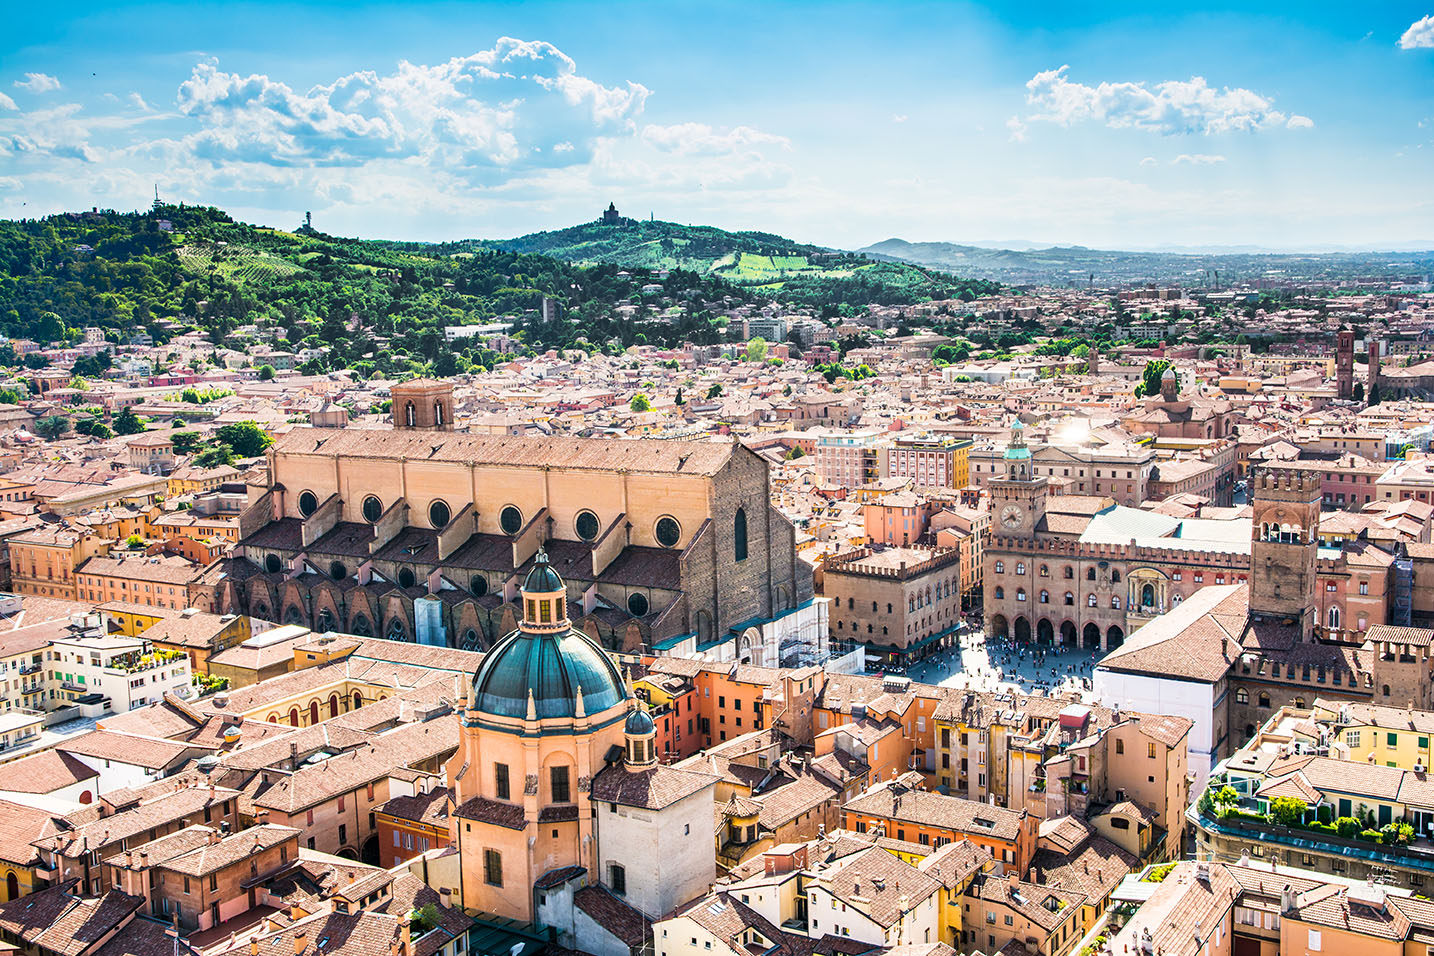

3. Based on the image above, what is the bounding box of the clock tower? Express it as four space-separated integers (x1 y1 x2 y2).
990 421 1048 536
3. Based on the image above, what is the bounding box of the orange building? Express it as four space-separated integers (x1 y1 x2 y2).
73 552 201 609
842 773 1039 876
375 781 452 868
9 526 109 599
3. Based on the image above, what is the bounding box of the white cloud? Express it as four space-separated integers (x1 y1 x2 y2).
1400 15 1434 49
128 92 150 111
0 92 14 111
1287 114 1314 129
174 38 650 174
891 113 908 123
1139 156 1158 166
1172 153 1226 165
1022 65 1306 135
1006 115 1027 142
14 73 60 93
640 122 789 156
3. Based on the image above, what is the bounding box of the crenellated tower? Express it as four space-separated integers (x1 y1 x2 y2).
1249 465 1322 638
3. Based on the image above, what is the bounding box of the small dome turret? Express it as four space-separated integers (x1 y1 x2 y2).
624 701 658 770
523 548 564 593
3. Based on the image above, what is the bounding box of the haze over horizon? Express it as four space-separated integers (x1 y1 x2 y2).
1 1 1432 252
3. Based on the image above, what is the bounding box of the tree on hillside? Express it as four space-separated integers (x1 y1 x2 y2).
215 421 272 458
113 406 145 435
171 431 203 455
674 387 685 406
630 393 651 412
746 337 768 363
1353 381 1365 402
33 416 69 440
706 383 722 399
193 444 235 468
258 365 276 381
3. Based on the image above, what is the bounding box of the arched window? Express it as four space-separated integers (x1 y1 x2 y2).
1383 684 1392 697
1258 692 1270 708
1327 605 1341 629
284 605 304 626
404 402 416 427
1111 596 1121 609
1064 592 1074 605
1016 563 1026 575
387 618 407 641
1015 588 1026 602
1039 565 1049 577
316 608 334 633
994 561 1004 574
994 586 1004 600
1088 594 1097 607
309 701 319 725
1039 590 1049 604
329 694 340 719
1064 566 1074 579
434 401 444 426
1236 687 1249 704
734 508 748 562
1141 583 1155 607
288 707 300 727
350 614 371 637
462 628 479 649
1111 569 1121 583
1087 567 1096 581
353 692 363 709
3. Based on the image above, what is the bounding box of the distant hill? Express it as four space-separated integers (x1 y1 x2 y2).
860 238 1434 287
471 217 999 307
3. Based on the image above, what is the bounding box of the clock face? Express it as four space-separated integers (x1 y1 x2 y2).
1001 505 1024 530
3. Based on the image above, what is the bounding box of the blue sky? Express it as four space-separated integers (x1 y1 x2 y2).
0 1 1431 250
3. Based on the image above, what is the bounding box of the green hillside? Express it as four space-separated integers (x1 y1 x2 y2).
0 206 749 375
472 217 998 307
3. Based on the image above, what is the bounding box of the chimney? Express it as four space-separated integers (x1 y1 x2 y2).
290 742 298 765
257 809 270 824
439 887 451 908
1281 884 1296 914
209 829 221 845
289 903 301 922
1008 870 1019 889
401 918 413 956
294 930 307 956
250 938 259 956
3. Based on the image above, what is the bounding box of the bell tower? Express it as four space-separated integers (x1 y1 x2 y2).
989 421 1048 537
391 378 455 431
1249 465 1321 638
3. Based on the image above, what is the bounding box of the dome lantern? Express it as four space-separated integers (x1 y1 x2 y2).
624 703 657 769
520 547 568 634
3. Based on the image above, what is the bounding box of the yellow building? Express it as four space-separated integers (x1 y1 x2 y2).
1316 699 1434 769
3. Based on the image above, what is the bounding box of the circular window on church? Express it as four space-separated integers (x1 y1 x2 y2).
298 491 318 518
470 575 488 597
428 499 451 530
397 567 416 589
575 510 600 542
627 592 650 617
655 516 681 549
499 505 523 536
329 561 347 582
362 495 383 523
264 554 282 574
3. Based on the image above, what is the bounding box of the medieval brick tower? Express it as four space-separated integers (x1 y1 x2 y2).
1249 465 1321 638
1369 338 1384 396
391 379 455 431
1336 330 1354 400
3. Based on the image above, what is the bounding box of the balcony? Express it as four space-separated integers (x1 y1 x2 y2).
18 663 41 676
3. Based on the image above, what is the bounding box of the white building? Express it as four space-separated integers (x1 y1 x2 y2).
49 619 192 713
1093 584 1238 791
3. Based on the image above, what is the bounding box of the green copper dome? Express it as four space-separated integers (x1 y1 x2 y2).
523 549 565 593
625 707 655 735
472 626 628 720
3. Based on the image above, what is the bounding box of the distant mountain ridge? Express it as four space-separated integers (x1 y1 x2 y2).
859 238 1434 286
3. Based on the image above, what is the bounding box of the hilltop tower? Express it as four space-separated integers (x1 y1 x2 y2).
601 202 620 224
1249 465 1321 639
1336 330 1354 399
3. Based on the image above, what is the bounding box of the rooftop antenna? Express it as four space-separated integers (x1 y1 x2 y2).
152 184 162 213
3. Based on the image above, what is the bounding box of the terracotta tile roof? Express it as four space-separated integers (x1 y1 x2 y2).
0 748 98 794
973 873 1085 933
590 763 719 810
453 796 526 830
844 780 1028 842
251 720 457 814
0 883 144 956
817 846 942 928
377 786 452 828
271 430 738 476
574 884 651 948
0 798 52 867
58 730 204 771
